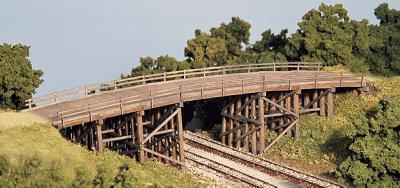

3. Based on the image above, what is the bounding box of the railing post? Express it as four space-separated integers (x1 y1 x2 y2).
221 81 224 96
163 72 166 81
273 63 276 71
119 98 123 115
89 110 92 122
60 112 64 127
179 85 183 102
201 83 204 99
150 91 153 108
340 71 343 87
203 69 206 77
183 70 186 79
297 62 300 71
263 75 266 92
248 64 251 73
84 85 88 95
242 78 244 94
223 66 226 74
28 100 32 109
142 76 145 84
361 72 364 86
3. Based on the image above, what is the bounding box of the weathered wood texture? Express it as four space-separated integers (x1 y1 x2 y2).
219 87 340 154
62 104 185 166
25 62 322 108
25 63 365 128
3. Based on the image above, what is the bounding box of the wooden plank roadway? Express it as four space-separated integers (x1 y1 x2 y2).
26 70 365 128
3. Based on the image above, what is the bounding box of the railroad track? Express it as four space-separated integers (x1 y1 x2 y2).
186 149 276 187
184 131 344 188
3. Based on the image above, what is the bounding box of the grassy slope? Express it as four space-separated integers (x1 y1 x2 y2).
0 112 200 187
263 75 400 178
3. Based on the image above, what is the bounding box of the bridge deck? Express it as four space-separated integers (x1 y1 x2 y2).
27 71 365 128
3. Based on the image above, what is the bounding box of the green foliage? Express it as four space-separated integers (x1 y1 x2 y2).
126 3 400 78
286 3 371 72
184 30 228 68
0 43 43 110
210 17 251 56
71 167 92 188
130 17 252 77
336 98 400 187
130 56 181 76
0 112 200 188
250 29 288 55
367 3 400 76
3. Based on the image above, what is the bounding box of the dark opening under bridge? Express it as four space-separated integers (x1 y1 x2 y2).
24 62 367 169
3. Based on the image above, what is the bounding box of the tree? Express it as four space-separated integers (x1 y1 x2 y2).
130 55 181 76
184 29 228 68
250 29 289 55
210 17 251 56
0 43 43 110
367 3 400 75
336 98 400 187
286 3 370 72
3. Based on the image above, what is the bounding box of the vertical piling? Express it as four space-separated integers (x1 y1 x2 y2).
327 88 334 117
258 93 265 153
320 90 326 117
294 89 301 139
177 104 185 166
137 110 145 163
96 118 103 152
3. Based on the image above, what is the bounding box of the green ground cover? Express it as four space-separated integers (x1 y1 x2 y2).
264 76 400 186
0 112 200 188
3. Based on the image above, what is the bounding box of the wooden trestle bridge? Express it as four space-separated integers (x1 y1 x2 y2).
25 62 367 168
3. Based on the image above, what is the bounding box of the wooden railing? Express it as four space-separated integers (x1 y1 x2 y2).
55 71 366 127
25 62 322 109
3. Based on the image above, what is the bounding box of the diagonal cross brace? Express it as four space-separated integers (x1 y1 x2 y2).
275 91 296 104
221 113 260 126
76 123 95 143
234 94 259 115
303 88 332 109
141 107 180 144
262 97 299 118
233 126 260 143
114 113 135 130
263 119 299 152
219 122 248 138
146 105 176 129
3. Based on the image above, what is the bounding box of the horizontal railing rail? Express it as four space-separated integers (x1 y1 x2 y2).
25 62 322 109
55 71 365 127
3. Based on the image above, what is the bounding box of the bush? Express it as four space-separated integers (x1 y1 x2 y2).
0 155 10 176
0 44 43 110
335 98 400 187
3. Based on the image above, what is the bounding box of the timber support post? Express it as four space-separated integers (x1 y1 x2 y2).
327 88 335 117
293 89 301 139
177 102 185 169
137 110 145 163
258 92 265 153
96 118 103 152
320 90 326 117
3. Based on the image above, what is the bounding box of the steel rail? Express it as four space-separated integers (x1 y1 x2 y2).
185 150 277 188
184 132 344 188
